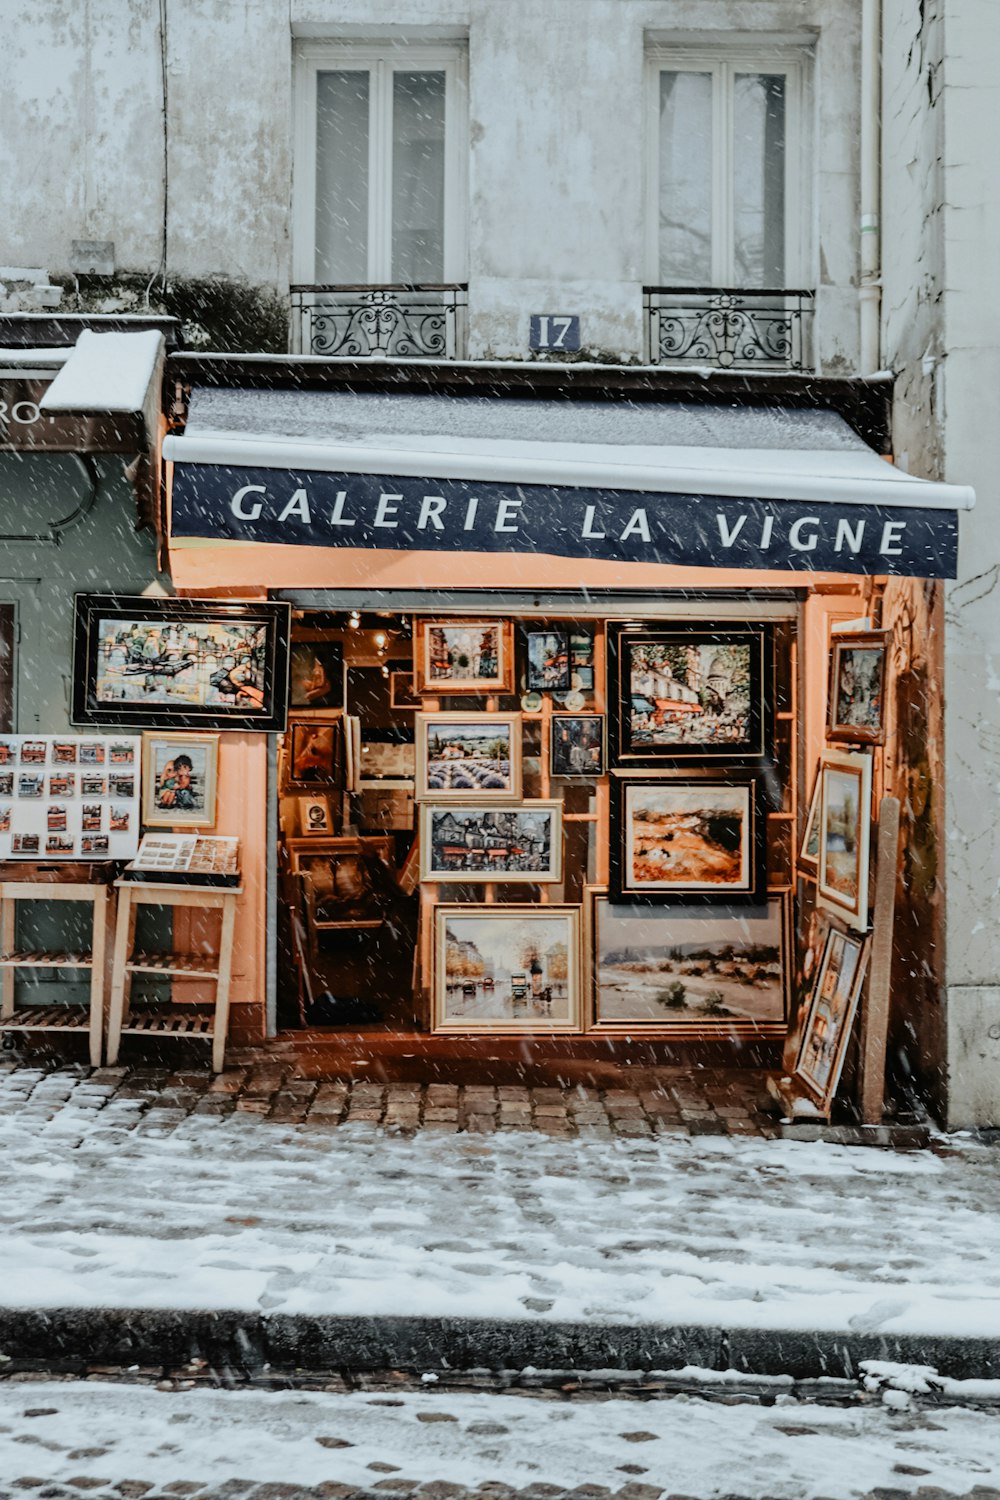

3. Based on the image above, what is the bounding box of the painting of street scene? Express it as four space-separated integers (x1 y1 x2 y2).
797 929 867 1102
594 896 785 1024
418 715 519 799
832 640 885 741
421 803 560 881
94 616 268 711
820 767 862 901
437 908 579 1030
424 621 505 689
623 634 759 754
622 782 752 894
526 630 570 691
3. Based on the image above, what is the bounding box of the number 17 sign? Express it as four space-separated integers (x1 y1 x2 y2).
529 314 581 352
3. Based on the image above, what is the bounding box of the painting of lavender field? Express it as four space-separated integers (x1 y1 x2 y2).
417 715 520 800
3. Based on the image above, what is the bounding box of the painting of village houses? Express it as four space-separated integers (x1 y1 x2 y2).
592 896 786 1025
421 803 561 881
436 907 580 1030
617 629 764 758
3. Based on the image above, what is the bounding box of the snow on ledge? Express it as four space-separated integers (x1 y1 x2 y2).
39 329 164 415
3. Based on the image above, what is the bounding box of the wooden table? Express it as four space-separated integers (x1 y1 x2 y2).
106 879 242 1073
0 862 115 1068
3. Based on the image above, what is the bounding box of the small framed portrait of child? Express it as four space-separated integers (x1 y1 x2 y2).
141 732 220 829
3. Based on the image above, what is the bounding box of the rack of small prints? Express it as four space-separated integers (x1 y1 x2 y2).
123 833 240 886
0 734 140 860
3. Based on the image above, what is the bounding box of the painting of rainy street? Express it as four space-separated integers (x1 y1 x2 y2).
594 898 785 1024
437 910 578 1029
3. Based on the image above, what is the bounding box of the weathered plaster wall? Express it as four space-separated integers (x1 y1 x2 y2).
2 0 862 366
882 0 1000 1125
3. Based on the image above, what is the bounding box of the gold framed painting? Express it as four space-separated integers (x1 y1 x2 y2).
585 885 790 1035
433 904 582 1034
141 731 219 830
415 712 522 801
419 801 563 883
794 925 871 1111
816 750 873 930
414 618 514 696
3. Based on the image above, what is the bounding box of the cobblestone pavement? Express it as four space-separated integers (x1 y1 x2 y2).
0 1374 998 1500
0 1053 786 1139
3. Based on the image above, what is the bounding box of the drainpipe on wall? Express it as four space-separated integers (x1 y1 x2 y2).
860 0 883 372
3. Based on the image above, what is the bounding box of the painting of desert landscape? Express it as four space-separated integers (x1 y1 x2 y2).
622 782 753 894
594 897 785 1024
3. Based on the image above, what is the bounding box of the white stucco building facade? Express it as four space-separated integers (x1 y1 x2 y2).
1 0 997 1122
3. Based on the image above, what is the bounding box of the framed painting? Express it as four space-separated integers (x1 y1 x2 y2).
419 801 563 883
415 712 521 801
389 670 423 710
141 731 219 830
828 631 888 745
287 836 387 930
289 638 343 712
570 633 595 692
610 774 765 904
795 925 871 1111
524 630 570 691
608 622 771 765
434 904 582 1034
297 796 333 836
799 771 822 875
414 618 514 696
586 886 790 1031
817 750 873 930
550 713 605 777
285 715 344 793
72 595 291 731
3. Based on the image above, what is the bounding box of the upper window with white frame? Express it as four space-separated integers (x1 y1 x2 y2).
294 42 467 286
646 47 807 288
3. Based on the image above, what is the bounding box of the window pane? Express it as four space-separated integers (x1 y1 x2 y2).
392 71 446 282
658 70 713 285
315 70 369 283
734 73 786 286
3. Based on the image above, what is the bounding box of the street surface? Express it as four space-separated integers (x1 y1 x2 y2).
0 1373 999 1498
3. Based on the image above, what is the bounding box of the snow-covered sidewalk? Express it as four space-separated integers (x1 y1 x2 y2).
1 1375 1000 1498
0 1066 998 1345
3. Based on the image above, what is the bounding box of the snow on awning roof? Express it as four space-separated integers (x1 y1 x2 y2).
40 329 164 417
167 388 973 513
163 388 972 580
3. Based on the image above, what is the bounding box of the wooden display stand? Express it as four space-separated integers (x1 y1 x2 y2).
0 862 115 1068
106 879 242 1073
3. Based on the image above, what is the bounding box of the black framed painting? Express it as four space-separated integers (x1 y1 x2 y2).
607 622 771 766
609 772 767 905
72 595 291 731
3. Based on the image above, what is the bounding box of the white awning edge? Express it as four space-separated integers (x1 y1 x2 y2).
162 430 975 513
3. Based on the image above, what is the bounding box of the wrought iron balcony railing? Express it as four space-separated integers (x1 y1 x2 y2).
290 284 468 360
644 288 816 372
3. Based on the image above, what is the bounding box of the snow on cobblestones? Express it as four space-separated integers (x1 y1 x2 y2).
0 1068 998 1334
0 1378 999 1497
